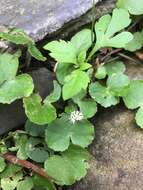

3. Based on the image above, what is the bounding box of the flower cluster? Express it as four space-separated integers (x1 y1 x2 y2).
70 111 84 124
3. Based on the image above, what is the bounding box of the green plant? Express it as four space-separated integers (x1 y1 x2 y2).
0 1 143 189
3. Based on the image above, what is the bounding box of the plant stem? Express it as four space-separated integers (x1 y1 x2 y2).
87 44 99 62
1 153 54 181
25 50 32 68
118 52 142 64
100 48 122 62
91 0 96 43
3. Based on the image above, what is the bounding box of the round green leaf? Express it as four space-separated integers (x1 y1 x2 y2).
45 115 94 151
89 82 119 108
123 80 143 109
25 137 49 163
0 74 34 104
44 145 90 185
23 94 57 125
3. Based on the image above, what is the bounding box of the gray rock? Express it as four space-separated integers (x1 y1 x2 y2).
0 68 54 135
47 0 116 40
68 61 143 190
0 0 116 41
30 68 54 99
0 101 26 135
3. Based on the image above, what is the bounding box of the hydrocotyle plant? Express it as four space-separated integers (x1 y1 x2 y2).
0 1 143 189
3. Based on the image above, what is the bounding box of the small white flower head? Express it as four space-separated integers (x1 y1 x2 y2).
70 111 84 124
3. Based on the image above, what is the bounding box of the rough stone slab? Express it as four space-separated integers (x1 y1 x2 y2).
0 68 54 135
68 61 143 190
0 0 100 41
48 0 116 40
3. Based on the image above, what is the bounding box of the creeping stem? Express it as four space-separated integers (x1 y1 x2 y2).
1 153 54 182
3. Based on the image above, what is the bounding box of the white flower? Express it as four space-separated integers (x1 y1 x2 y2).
70 111 84 124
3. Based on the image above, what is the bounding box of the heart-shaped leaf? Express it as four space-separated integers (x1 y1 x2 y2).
89 82 119 108
23 94 56 125
45 115 94 151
